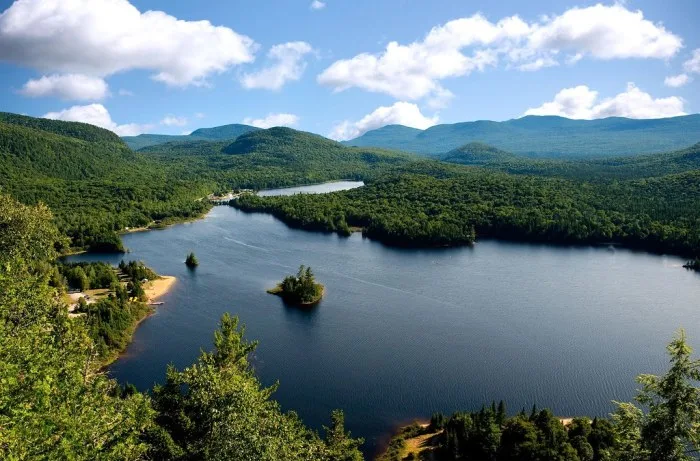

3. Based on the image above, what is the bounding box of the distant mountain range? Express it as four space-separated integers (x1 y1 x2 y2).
344 114 700 158
122 124 260 150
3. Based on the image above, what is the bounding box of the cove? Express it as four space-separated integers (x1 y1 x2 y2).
66 183 700 457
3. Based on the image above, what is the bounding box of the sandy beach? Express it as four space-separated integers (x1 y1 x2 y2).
144 276 177 302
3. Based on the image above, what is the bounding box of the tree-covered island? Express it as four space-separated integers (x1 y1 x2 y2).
267 265 324 305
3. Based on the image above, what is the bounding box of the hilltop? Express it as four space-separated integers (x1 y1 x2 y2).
345 114 700 158
122 123 259 150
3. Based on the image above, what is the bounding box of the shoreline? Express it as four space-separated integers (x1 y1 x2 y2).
100 275 177 368
144 275 177 302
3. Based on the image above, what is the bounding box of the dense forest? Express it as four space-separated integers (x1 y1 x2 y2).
233 164 700 256
440 142 700 182
3 193 700 460
0 115 412 253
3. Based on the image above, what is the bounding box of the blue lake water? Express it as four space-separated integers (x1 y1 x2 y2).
67 182 700 457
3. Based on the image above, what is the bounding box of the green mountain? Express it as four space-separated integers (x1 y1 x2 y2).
345 114 700 158
122 123 259 150
189 123 259 140
0 115 211 252
0 112 122 144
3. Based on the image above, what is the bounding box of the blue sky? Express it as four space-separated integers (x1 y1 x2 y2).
0 0 698 140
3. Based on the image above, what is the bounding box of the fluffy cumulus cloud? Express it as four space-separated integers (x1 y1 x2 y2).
664 74 690 88
42 104 152 136
160 116 188 127
684 49 700 74
318 4 681 104
19 74 109 100
0 0 257 89
243 113 299 128
240 42 313 90
524 83 686 119
329 102 438 141
310 1 326 10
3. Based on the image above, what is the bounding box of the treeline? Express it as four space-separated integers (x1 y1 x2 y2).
56 261 118 291
380 330 700 460
233 166 700 257
0 193 365 460
440 142 700 182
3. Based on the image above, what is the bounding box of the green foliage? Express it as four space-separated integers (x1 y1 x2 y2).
0 111 123 144
346 114 700 158
150 313 363 460
84 296 151 360
0 194 152 460
118 260 158 282
234 162 700 256
273 265 324 304
615 330 700 460
442 142 700 182
58 261 119 291
0 117 212 253
2 113 414 253
185 252 199 268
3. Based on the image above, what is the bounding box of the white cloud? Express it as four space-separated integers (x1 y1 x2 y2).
318 4 681 104
240 42 313 90
42 103 152 136
310 0 326 10
161 115 188 127
19 74 108 100
684 49 700 74
118 89 134 96
524 83 686 119
328 102 438 141
243 113 299 128
0 0 257 87
664 74 690 88
517 57 558 72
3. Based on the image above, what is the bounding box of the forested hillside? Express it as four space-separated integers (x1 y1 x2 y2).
441 142 700 181
345 114 700 158
0 114 413 252
234 161 700 256
0 117 212 252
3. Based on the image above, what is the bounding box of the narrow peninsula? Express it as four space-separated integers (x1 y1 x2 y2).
267 265 324 305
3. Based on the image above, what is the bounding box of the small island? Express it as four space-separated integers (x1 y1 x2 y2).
684 258 700 271
267 265 324 305
185 252 199 268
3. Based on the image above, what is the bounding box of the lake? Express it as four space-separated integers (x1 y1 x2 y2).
67 182 700 457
